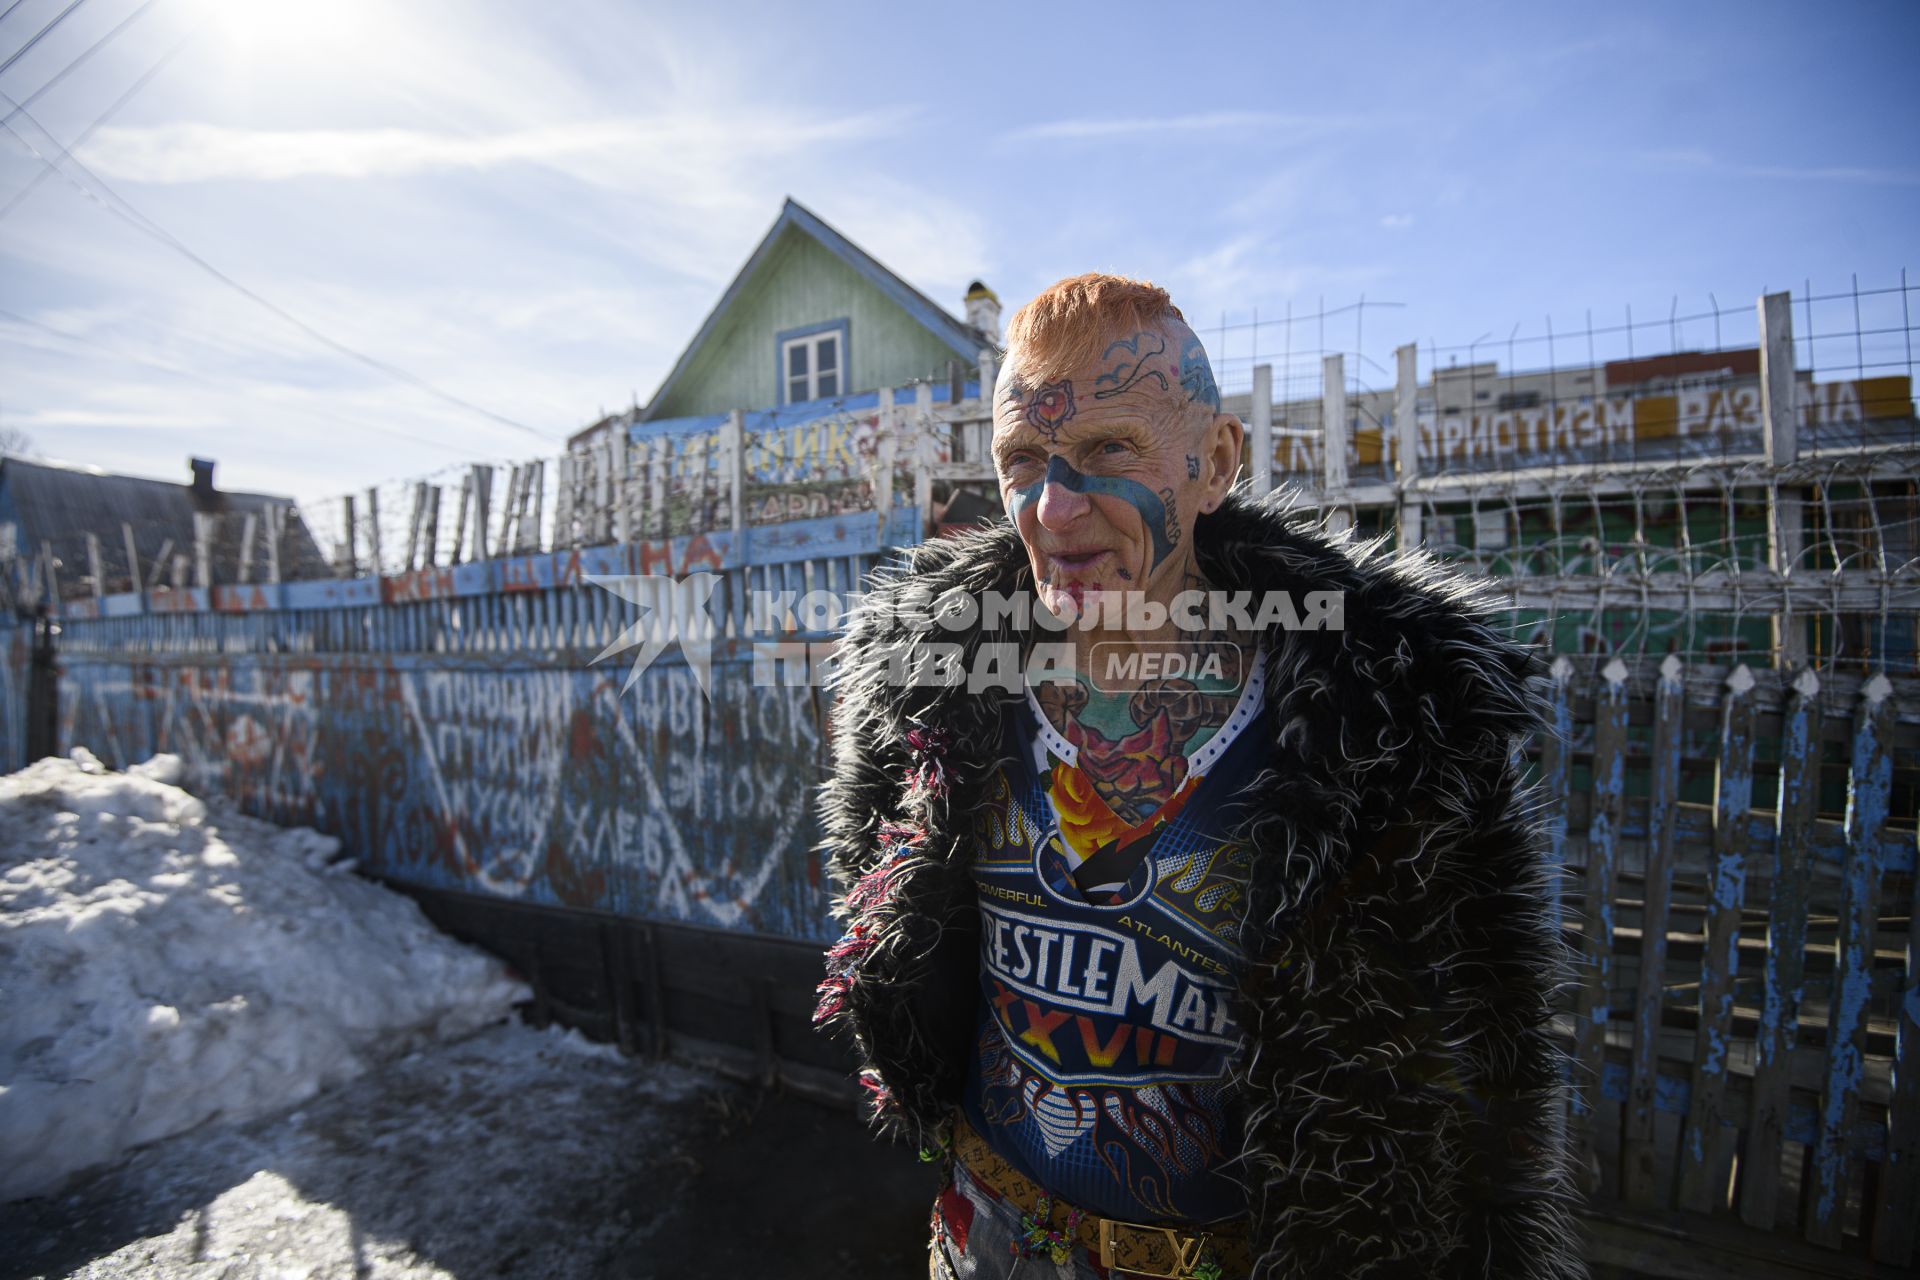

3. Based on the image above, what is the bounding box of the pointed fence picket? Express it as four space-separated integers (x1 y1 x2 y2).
1546 654 1918 1271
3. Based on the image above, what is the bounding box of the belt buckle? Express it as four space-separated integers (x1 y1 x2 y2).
1096 1216 1213 1279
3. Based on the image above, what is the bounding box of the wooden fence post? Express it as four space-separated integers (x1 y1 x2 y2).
529 460 545 553
975 347 998 465
1322 353 1350 534
266 505 284 583
874 387 897 540
1395 343 1422 548
85 532 104 600
608 433 627 545
1624 653 1685 1206
685 429 709 534
342 495 357 577
1808 674 1895 1248
193 512 213 587
1571 657 1628 1194
365 487 383 577
494 466 519 558
1875 737 1920 1264
1759 291 1805 670
404 483 424 571
728 410 745 536
237 513 257 584
423 487 441 566
1741 666 1822 1230
1678 663 1757 1213
1249 363 1272 497
914 381 935 536
647 435 667 541
451 474 471 564
121 523 143 599
471 464 493 563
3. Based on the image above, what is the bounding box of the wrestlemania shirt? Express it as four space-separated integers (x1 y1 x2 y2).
960 654 1269 1225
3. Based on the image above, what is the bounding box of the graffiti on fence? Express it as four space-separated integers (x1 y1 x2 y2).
55 652 836 940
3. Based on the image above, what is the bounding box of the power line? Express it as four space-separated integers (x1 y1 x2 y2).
0 307 515 455
0 0 33 28
0 0 92 79
0 91 558 446
0 10 185 221
2 0 162 124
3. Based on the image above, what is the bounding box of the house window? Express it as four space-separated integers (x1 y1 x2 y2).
780 326 844 404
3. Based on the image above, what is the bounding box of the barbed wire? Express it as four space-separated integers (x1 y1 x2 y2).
15 276 1917 677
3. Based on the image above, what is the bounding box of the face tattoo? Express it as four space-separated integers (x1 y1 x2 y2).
1008 455 1176 570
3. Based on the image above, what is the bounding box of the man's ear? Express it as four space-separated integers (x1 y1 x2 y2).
1199 413 1245 514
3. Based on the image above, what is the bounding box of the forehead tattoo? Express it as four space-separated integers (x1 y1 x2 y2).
1178 331 1221 413
1093 331 1171 400
1019 380 1076 442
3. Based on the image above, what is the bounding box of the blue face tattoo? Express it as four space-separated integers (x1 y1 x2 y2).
1008 454 1176 569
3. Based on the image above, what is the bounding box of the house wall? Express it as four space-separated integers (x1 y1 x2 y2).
649 227 966 419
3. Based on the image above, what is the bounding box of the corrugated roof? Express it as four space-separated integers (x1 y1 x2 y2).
1 457 331 597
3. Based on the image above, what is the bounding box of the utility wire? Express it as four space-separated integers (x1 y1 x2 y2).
0 306 479 454
2 0 162 125
0 12 185 220
0 0 92 79
0 92 558 445
0 0 33 27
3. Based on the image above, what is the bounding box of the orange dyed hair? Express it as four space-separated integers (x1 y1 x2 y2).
1002 272 1189 392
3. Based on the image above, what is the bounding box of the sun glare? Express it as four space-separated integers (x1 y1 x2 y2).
197 0 378 65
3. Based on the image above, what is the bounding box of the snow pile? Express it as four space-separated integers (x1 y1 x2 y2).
0 749 531 1202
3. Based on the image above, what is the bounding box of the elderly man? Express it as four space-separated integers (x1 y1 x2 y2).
815 274 1584 1278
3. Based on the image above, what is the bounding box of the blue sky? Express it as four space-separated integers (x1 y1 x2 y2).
2 0 1915 511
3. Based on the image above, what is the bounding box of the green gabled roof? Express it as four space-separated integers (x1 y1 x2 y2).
640 197 985 422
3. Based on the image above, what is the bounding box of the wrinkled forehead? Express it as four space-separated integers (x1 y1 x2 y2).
994 315 1216 431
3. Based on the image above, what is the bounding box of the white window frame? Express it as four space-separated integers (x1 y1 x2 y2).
781 329 842 405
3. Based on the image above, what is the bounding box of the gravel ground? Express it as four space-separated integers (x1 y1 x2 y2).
0 1021 938 1279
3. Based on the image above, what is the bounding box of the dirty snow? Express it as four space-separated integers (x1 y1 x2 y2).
0 750 530 1202
0 1021 723 1280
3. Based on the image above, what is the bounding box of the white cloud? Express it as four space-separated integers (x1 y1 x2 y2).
998 111 1365 145
1639 148 1920 186
17 407 215 430
800 178 995 308
79 113 906 185
1379 213 1415 230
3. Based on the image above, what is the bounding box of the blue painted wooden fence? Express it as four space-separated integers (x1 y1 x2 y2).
36 509 916 943
1544 655 1918 1267
11 510 1920 1266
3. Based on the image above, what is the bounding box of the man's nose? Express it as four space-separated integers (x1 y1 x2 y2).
1035 470 1088 529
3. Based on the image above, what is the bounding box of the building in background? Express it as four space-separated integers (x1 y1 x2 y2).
551 197 1007 544
1224 344 1915 670
639 197 997 422
0 456 329 608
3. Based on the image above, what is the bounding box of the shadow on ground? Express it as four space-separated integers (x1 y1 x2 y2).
633 1082 937 1279
0 1024 937 1280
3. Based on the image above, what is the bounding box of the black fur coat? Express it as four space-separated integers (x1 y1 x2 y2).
813 489 1587 1279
